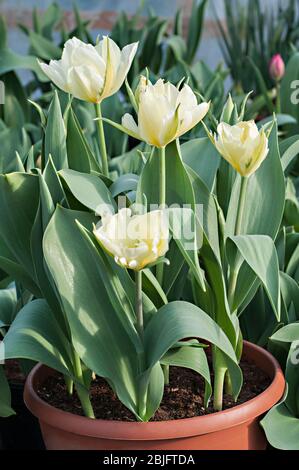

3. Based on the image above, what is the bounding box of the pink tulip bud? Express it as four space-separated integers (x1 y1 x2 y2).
269 54 285 82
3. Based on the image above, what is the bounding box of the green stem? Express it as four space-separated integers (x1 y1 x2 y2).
135 270 144 340
213 348 227 411
135 270 147 418
224 373 233 396
95 103 109 178
213 366 227 411
276 82 281 114
227 176 249 308
156 146 166 287
159 146 166 207
64 375 73 396
73 352 95 419
156 146 169 384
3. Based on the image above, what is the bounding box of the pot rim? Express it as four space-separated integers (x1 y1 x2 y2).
24 341 285 441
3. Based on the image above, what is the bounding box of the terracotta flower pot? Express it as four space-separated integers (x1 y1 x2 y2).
24 341 285 450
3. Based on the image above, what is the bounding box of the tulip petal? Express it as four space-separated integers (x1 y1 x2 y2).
122 113 140 137
68 65 104 103
101 116 141 141
39 60 69 92
101 40 138 100
178 84 197 109
177 102 210 138
138 91 177 147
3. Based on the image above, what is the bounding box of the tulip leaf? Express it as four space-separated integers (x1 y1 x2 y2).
44 155 68 207
261 399 299 450
0 173 39 280
271 323 299 343
240 285 279 346
0 285 17 327
161 344 212 406
28 31 62 61
136 140 195 207
187 166 221 261
43 206 142 418
181 137 220 191
280 272 299 323
0 366 15 418
227 235 281 319
186 0 208 64
59 169 116 216
167 207 205 290
144 301 242 400
286 242 299 280
281 52 299 125
66 107 100 173
261 341 299 450
44 91 68 170
142 268 168 309
0 48 48 81
110 173 139 198
3 299 74 377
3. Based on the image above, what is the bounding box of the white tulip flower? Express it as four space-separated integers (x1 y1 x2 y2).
93 208 169 271
39 36 138 104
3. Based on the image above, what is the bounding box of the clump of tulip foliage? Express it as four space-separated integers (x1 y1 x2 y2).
1 36 284 421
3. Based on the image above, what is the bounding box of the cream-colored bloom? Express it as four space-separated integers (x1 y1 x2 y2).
93 208 169 271
121 78 210 147
39 36 138 103
215 121 269 177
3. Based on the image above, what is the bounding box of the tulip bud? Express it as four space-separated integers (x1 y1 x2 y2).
121 79 210 148
135 75 148 108
269 54 285 82
39 36 138 104
93 208 169 271
215 120 269 177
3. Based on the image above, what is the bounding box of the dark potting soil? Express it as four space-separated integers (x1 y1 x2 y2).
37 357 271 421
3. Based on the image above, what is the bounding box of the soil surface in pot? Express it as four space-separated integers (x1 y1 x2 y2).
37 358 271 421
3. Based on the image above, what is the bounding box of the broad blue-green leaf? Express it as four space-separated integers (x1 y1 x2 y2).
280 272 299 323
44 91 68 170
66 107 100 173
136 140 195 208
227 235 280 319
28 31 61 60
167 207 205 290
145 301 242 400
0 173 39 279
187 166 220 260
0 366 15 417
0 48 47 81
181 137 220 190
59 169 116 216
281 52 299 125
261 341 299 450
0 285 16 327
271 323 299 343
261 399 299 450
281 139 299 173
162 344 212 406
110 174 139 198
186 0 208 64
4 299 74 376
44 155 67 207
43 206 141 418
